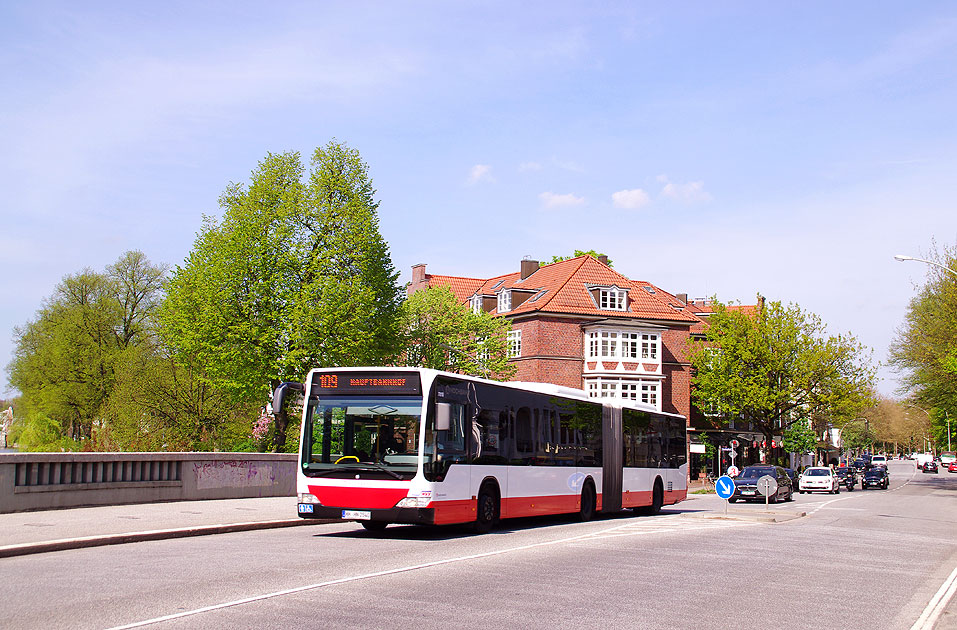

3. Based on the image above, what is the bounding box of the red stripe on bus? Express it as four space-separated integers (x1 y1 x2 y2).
309 485 408 509
622 490 653 508
502 494 581 518
431 499 475 525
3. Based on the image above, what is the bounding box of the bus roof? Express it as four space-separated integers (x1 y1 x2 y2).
304 366 686 422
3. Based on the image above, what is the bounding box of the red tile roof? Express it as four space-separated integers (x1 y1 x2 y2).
425 274 486 301
431 255 701 324
690 300 759 335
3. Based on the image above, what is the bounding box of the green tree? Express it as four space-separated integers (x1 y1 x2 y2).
782 421 817 455
7 252 169 448
104 344 254 451
689 298 876 447
545 250 613 266
401 286 516 380
889 243 957 420
160 141 403 451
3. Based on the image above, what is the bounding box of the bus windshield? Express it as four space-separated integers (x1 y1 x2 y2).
301 396 421 477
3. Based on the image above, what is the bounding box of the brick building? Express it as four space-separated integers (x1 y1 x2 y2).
407 254 701 421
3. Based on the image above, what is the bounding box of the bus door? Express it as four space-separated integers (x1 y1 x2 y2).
601 404 623 513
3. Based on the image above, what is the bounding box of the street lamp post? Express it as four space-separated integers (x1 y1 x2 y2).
894 254 957 277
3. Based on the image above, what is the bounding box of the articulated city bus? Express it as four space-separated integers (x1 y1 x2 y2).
280 367 687 532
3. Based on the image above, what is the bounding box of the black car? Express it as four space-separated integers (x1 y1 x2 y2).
852 458 871 475
862 466 889 489
729 465 794 503
834 467 857 491
922 460 939 474
784 468 800 491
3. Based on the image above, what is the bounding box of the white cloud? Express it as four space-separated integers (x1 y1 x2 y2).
539 191 585 208
467 164 494 185
612 188 650 209
657 175 712 203
518 161 543 172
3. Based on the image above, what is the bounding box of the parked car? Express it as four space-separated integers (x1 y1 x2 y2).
799 466 840 494
728 465 794 503
948 462 957 473
921 460 939 474
834 466 857 491
862 466 890 489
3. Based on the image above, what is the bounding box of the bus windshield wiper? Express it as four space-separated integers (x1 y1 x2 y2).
357 462 403 480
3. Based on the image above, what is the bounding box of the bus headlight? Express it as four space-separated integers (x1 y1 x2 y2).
395 496 431 508
298 493 320 504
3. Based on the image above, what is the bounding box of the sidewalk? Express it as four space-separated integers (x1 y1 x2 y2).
0 497 328 558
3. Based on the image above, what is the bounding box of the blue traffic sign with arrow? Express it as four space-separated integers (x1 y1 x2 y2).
715 475 736 499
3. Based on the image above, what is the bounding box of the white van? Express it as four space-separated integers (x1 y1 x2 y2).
871 455 888 467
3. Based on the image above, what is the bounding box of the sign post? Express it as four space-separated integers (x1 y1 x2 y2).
757 474 778 508
715 474 736 515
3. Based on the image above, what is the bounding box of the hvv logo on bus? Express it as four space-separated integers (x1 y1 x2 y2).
567 472 586 492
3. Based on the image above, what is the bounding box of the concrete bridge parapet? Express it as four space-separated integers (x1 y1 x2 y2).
0 452 297 513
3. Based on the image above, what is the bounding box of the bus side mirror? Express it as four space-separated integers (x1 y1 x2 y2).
273 381 305 416
435 402 452 431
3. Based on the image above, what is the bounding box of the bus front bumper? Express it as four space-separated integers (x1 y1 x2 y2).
298 504 437 525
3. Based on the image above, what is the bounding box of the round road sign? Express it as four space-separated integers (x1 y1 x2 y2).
726 465 739 477
714 475 736 499
757 474 778 497
730 439 739 448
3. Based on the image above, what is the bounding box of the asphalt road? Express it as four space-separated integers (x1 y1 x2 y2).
3 460 956 630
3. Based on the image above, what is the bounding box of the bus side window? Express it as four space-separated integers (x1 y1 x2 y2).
515 407 534 465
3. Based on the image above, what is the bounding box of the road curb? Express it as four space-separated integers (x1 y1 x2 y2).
0 518 336 559
680 510 807 524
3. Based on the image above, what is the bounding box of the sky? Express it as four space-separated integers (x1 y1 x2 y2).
2 1 956 398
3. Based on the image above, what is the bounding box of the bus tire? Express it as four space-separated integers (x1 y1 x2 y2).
473 483 499 534
361 521 387 532
579 481 596 522
638 479 664 516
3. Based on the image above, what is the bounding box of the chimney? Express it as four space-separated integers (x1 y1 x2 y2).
520 258 539 280
410 263 428 294
676 293 688 305
597 254 609 266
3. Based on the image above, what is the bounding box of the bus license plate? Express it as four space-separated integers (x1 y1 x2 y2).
343 510 371 520
298 504 314 514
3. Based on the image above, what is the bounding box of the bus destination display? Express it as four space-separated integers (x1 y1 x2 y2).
311 371 422 396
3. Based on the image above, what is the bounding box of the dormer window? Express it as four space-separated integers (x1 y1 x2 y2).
599 286 627 311
470 295 483 314
497 289 511 313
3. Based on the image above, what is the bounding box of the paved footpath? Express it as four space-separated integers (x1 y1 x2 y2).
0 496 327 558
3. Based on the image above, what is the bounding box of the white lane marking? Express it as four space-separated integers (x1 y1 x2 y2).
911 566 957 630
803 467 918 517
579 518 757 541
108 518 711 629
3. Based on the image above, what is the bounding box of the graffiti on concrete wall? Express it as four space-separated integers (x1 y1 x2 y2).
192 460 286 490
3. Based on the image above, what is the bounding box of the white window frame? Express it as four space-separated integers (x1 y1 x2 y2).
584 376 661 411
599 286 627 311
640 382 658 407
470 295 483 315
507 329 521 358
497 290 511 313
586 329 661 365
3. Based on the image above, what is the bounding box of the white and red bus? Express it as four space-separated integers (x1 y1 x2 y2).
281 367 687 532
